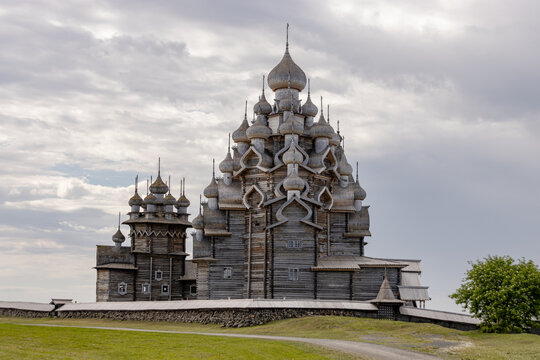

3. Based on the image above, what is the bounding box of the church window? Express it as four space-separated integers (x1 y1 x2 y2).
223 267 232 279
118 282 127 295
142 283 150 294
161 284 169 295
288 268 299 281
287 240 301 248
155 270 163 281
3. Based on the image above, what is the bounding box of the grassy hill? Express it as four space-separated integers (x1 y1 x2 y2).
1 316 539 359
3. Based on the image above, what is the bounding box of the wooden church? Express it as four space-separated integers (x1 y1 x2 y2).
96 29 429 307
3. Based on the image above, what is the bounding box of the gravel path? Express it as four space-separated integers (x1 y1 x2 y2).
23 323 441 360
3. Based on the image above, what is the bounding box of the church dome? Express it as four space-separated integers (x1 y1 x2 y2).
219 151 234 173
246 119 272 140
301 93 318 117
282 146 303 165
267 49 307 92
283 169 304 192
112 228 125 244
253 93 272 116
176 194 190 208
279 115 303 136
149 175 168 194
353 181 367 201
310 113 333 139
338 153 353 176
128 192 143 207
164 193 176 205
232 117 249 143
203 177 219 198
144 193 157 205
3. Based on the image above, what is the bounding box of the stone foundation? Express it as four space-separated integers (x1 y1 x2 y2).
58 308 377 327
0 309 51 318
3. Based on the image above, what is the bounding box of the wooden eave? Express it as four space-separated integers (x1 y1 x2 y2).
344 231 371 237
204 229 232 237
191 257 218 263
94 263 138 270
123 217 191 226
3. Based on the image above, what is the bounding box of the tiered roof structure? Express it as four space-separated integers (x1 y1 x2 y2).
191 27 429 303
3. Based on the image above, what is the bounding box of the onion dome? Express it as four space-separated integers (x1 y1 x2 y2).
128 176 144 207
338 153 353 176
310 112 333 139
149 174 168 194
164 192 176 205
219 151 234 174
144 193 157 205
192 212 204 229
254 77 273 115
232 116 250 143
203 177 219 198
283 169 305 192
112 228 125 245
279 114 303 135
268 45 306 91
302 94 318 117
176 194 190 208
353 181 367 201
254 94 273 115
129 192 143 207
175 178 191 208
246 118 272 140
112 213 125 246
282 146 303 165
353 162 366 200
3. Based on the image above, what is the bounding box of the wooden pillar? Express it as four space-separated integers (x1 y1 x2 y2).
149 256 153 301
349 272 353 300
314 272 318 299
169 257 172 301
247 211 252 298
326 212 331 256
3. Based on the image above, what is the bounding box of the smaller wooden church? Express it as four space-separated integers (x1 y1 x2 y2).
95 170 197 302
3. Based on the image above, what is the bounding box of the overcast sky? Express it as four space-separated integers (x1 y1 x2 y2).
1 0 538 312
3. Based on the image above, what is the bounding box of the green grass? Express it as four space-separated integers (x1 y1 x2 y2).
0 322 360 360
2 316 540 359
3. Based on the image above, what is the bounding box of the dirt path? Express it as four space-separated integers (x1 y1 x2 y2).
23 323 441 360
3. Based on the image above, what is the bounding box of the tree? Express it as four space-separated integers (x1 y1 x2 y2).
450 255 540 333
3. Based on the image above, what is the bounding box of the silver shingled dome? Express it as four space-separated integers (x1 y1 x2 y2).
267 49 307 92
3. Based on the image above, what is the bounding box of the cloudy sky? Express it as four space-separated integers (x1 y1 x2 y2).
1 0 538 312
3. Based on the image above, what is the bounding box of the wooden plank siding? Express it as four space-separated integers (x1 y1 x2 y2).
353 267 400 301
329 212 360 257
316 272 351 300
272 217 316 299
208 211 246 299
96 270 110 302
196 263 209 299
